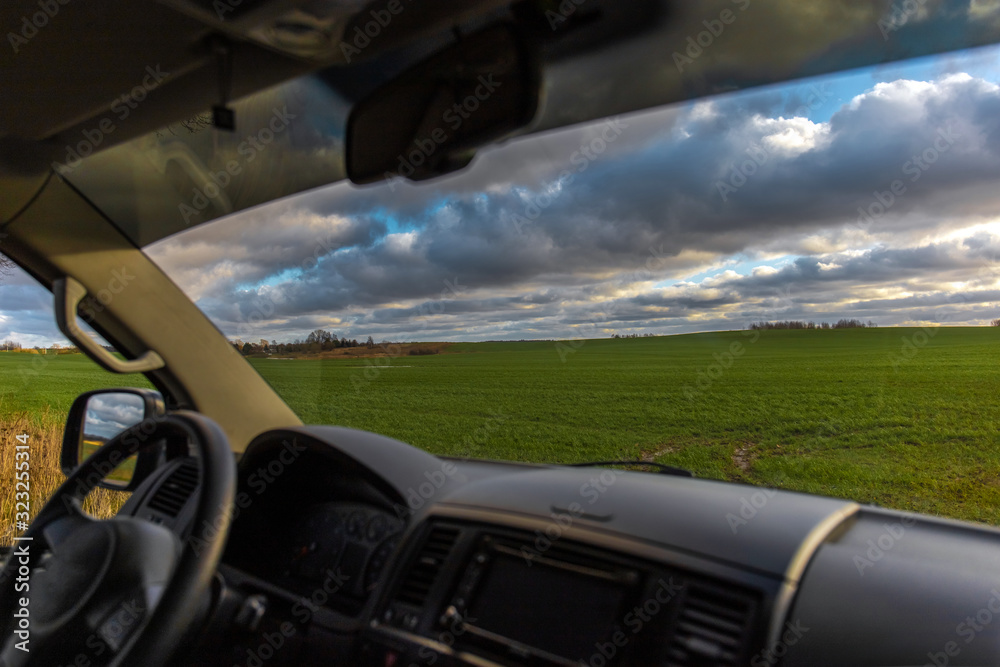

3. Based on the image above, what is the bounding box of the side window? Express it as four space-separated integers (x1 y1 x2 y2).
0 259 152 547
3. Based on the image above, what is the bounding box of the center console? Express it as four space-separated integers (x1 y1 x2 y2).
361 520 766 667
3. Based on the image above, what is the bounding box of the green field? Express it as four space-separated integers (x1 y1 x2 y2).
0 352 152 424
2 327 999 524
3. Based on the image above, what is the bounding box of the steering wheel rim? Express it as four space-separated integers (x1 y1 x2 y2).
0 411 235 667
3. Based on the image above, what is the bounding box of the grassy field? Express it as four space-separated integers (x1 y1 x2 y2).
1 327 999 530
250 327 1000 525
0 352 150 542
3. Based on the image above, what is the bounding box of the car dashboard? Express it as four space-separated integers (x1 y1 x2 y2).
123 425 1000 667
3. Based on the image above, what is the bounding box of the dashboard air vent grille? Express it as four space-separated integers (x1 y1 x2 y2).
147 460 199 518
394 525 460 608
665 583 756 666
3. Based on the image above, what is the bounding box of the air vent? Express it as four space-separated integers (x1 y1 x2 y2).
665 583 756 666
147 460 199 518
394 526 461 608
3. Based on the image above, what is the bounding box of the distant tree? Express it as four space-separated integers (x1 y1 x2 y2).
241 341 253 355
992 319 1000 327
366 336 375 349
0 252 14 282
833 319 858 329
750 319 871 331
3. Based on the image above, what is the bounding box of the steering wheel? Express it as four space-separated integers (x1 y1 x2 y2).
0 411 235 667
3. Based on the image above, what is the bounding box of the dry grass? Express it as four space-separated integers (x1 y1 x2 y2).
0 413 126 546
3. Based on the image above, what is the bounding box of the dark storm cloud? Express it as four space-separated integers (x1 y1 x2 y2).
714 237 1000 297
139 69 1000 341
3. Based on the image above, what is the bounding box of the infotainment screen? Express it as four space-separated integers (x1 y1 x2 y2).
466 549 630 662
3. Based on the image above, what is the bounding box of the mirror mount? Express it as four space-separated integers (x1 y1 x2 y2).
61 388 167 492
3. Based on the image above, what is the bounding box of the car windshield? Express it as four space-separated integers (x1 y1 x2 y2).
5 43 999 528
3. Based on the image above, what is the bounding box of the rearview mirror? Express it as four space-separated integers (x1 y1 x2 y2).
346 23 540 184
61 388 166 491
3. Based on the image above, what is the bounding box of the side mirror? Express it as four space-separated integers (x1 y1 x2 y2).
61 388 166 491
345 23 540 184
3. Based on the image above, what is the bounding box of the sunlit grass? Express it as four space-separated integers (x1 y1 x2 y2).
1 330 998 531
0 352 148 546
0 413 127 546
252 327 1000 526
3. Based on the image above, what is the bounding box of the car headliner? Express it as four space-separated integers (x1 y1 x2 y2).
4 0 1000 248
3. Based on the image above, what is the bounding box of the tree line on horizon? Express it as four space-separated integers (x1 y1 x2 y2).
231 328 370 356
747 319 877 330
1 340 81 353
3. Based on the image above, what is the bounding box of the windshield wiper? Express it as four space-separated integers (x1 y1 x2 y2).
565 460 694 477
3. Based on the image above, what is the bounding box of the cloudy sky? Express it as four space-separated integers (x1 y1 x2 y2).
3 44 1000 346
83 394 145 441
